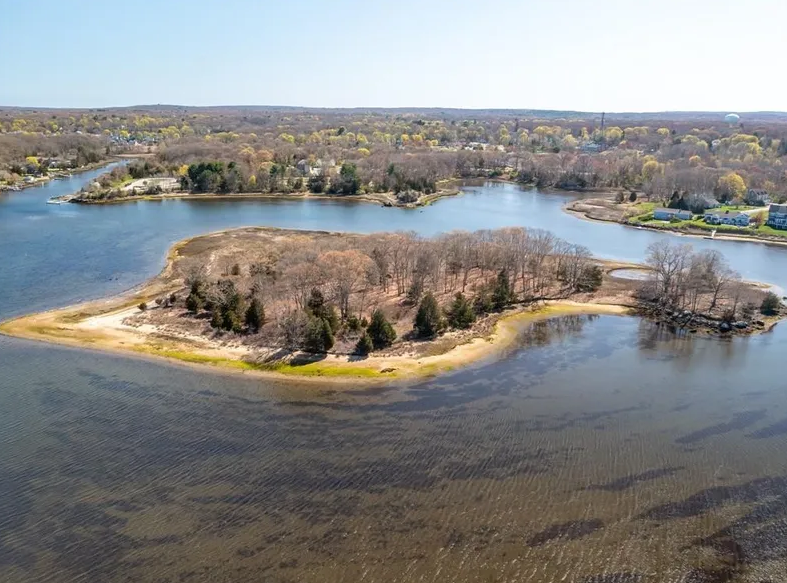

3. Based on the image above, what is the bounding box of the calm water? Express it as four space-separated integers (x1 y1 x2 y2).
2 172 787 581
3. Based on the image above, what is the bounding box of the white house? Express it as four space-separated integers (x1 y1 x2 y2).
704 210 750 227
653 208 692 221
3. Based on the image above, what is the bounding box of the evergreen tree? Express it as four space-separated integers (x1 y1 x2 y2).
406 278 424 304
413 292 446 338
320 318 335 351
186 292 203 313
303 317 334 352
306 288 325 315
245 298 265 332
323 305 340 334
210 309 223 329
355 333 374 356
222 309 243 333
576 265 603 292
446 292 476 329
492 269 514 310
473 285 494 315
303 317 326 352
307 288 340 332
367 308 396 349
761 292 782 316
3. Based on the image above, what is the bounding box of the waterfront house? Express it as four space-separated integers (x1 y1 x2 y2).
767 204 787 229
746 189 771 206
704 210 751 227
653 208 692 221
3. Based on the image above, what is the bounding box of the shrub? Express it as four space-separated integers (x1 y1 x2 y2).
138 302 147 311
446 292 476 329
414 292 446 338
367 309 396 349
307 174 326 193
230 263 241 276
761 292 782 316
355 333 374 356
346 315 363 332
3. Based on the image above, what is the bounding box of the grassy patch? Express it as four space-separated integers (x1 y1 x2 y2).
755 224 787 238
269 362 397 378
140 348 261 370
136 344 398 378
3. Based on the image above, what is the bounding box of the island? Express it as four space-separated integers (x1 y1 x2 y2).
1 227 781 384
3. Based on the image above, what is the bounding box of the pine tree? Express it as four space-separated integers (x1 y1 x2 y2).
321 318 335 351
473 285 494 315
303 317 326 352
446 292 476 329
303 317 334 352
367 308 396 349
245 298 265 332
186 291 204 313
414 292 446 338
307 288 339 332
355 333 374 356
210 309 223 329
761 292 782 316
222 309 242 333
306 288 325 315
492 269 513 310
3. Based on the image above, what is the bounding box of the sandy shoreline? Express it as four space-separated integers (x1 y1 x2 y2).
0 294 632 386
0 226 638 386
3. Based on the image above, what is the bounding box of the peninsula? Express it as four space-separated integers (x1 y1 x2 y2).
0 227 780 384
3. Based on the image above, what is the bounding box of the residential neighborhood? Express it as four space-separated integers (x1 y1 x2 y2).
704 209 751 227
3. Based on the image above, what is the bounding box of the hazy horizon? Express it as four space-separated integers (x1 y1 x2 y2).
1 104 785 116
3 0 785 112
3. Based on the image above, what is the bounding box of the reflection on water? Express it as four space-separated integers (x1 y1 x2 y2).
3 316 787 582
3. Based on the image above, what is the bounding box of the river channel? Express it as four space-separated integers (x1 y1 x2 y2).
1 170 787 582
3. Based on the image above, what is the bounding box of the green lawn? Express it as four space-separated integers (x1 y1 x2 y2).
637 217 787 239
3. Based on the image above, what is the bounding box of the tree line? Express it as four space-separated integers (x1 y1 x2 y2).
163 228 603 356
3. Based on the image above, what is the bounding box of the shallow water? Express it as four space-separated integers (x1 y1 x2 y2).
608 268 653 281
2 172 787 581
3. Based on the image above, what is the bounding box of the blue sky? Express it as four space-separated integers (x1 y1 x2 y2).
2 0 784 111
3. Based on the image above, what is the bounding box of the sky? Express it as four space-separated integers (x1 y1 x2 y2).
2 0 785 112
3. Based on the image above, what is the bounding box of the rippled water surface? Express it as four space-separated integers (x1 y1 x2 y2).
2 172 787 581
